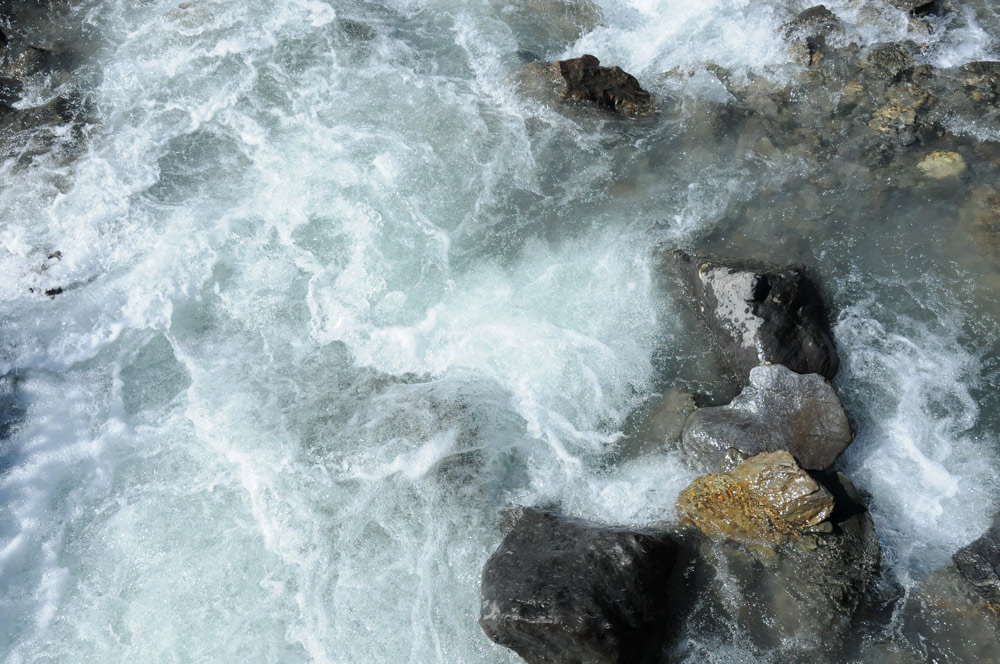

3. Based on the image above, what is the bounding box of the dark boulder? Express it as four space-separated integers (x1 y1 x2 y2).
888 0 942 15
674 252 839 381
953 511 1000 610
783 5 839 37
680 364 853 471
557 54 653 116
480 508 679 664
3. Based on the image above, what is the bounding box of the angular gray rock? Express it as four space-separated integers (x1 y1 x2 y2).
480 508 679 664
674 252 839 381
680 364 853 471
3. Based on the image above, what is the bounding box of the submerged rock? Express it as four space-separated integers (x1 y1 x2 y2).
676 450 835 547
681 364 853 471
861 42 914 81
961 185 1000 261
917 150 966 178
674 252 839 381
891 565 1000 661
958 61 1000 104
952 512 1000 611
783 5 842 67
480 508 679 664
641 387 698 448
494 0 602 54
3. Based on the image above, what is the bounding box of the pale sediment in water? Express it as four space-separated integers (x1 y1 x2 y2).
0 1 999 662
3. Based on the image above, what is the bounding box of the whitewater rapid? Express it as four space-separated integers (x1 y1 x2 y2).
1 1 999 662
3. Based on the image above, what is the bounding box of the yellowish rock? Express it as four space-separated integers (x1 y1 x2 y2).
676 450 834 547
918 151 967 179
868 105 916 134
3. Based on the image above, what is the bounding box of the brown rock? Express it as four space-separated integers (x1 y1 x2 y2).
676 450 834 547
557 54 653 115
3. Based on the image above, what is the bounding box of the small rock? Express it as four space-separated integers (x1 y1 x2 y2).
862 43 914 81
681 364 853 471
676 450 835 547
642 387 698 447
673 252 840 381
958 61 1000 104
557 54 653 115
783 5 841 67
888 0 941 15
869 104 917 137
480 508 679 664
917 150 966 178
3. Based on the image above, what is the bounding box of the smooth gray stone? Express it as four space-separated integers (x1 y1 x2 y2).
681 364 853 471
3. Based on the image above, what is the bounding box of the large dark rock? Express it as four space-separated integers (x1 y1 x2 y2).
887 0 941 15
674 252 839 381
680 364 853 471
480 508 679 664
953 512 1000 610
557 54 653 116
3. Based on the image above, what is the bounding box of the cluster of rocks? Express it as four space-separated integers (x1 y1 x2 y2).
480 251 998 662
478 4 1000 660
508 2 1000 268
480 254 885 661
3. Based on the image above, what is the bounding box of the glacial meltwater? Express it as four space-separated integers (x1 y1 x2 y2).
2 0 1000 662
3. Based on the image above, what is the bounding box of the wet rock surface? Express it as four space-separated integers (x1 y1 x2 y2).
681 364 853 471
676 450 835 547
783 5 842 67
0 5 91 167
675 252 840 381
558 54 653 115
480 508 680 664
519 54 653 116
676 465 881 654
952 512 1000 611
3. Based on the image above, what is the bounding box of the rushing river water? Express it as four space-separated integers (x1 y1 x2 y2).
1 0 1000 662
